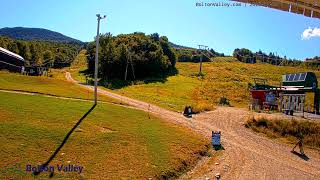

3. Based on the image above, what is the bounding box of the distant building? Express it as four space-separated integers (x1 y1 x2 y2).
24 66 48 76
0 47 25 73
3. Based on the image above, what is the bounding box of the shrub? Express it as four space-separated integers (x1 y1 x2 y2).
219 97 230 106
245 116 320 149
191 102 215 114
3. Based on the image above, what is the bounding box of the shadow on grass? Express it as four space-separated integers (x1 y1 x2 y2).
79 69 92 76
291 151 310 161
33 104 96 177
77 68 179 89
99 67 179 90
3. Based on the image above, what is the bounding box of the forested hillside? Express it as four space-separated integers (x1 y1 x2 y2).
0 27 82 44
0 36 82 68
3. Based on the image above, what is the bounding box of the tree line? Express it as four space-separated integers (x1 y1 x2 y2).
233 48 320 69
0 36 82 68
86 32 177 81
176 48 225 63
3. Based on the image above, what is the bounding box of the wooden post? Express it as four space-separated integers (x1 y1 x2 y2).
199 55 203 75
315 90 319 115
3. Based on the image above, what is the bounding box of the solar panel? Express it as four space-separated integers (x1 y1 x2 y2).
300 73 307 81
285 75 290 81
294 74 300 81
289 74 295 81
283 73 309 82
286 74 291 81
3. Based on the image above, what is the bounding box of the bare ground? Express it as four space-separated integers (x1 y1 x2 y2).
66 72 320 180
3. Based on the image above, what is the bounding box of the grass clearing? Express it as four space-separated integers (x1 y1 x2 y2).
0 92 209 179
68 50 89 83
114 75 201 112
0 71 118 103
245 116 320 150
104 58 320 112
189 57 320 107
48 50 88 81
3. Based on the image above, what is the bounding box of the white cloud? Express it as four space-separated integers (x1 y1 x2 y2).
301 27 320 40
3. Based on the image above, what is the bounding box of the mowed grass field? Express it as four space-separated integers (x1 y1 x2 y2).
109 57 320 112
0 71 118 103
113 75 201 112
0 91 208 179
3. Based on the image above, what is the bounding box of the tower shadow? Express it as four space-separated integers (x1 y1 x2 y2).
291 151 310 161
33 104 96 177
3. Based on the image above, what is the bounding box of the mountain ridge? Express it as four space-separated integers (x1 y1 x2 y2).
0 27 83 44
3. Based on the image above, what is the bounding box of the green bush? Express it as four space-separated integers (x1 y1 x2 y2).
86 32 177 80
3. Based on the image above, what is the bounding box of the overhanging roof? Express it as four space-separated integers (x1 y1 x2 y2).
232 0 320 19
0 47 24 61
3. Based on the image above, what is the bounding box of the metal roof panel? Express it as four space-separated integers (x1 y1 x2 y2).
0 47 24 61
232 0 320 19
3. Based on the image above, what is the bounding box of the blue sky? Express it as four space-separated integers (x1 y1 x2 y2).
0 0 319 60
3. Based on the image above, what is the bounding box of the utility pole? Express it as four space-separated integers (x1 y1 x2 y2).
94 14 106 105
198 45 208 77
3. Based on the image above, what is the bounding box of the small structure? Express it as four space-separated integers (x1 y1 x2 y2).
0 47 24 73
280 72 319 115
212 131 221 146
24 66 48 76
250 73 319 115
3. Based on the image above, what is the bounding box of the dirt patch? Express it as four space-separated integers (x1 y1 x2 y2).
66 72 320 179
99 126 115 133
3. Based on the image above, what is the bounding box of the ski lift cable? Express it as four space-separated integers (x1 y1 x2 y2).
199 51 213 60
233 51 287 64
197 47 217 59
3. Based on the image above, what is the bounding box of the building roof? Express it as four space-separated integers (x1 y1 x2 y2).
232 0 320 19
0 47 24 61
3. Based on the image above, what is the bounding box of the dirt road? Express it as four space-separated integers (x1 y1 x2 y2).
187 109 320 179
66 72 320 179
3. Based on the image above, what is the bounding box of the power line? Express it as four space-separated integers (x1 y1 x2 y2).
233 51 288 65
197 45 206 76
